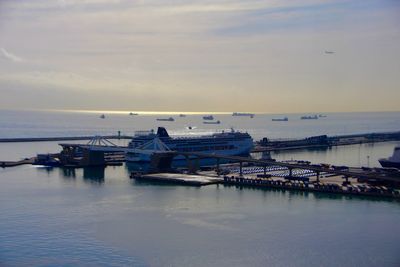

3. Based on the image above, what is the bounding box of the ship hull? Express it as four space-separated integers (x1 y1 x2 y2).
379 159 400 169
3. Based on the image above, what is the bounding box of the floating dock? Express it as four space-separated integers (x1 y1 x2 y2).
131 172 223 186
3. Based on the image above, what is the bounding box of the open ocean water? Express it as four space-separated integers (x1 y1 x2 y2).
1 110 400 266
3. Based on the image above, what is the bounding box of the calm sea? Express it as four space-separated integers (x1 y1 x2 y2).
1 110 400 266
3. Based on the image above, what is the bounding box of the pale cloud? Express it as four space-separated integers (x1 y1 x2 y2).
0 48 23 62
0 0 399 112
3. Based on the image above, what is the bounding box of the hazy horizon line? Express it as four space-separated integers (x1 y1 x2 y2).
1 108 399 116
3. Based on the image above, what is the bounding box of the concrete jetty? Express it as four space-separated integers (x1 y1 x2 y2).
131 172 223 186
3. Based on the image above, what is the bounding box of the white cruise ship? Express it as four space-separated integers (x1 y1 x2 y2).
126 127 253 162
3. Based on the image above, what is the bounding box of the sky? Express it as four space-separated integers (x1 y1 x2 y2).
0 0 399 113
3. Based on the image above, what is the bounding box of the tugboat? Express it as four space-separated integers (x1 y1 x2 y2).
379 146 400 168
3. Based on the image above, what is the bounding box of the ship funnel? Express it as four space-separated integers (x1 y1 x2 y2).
157 127 170 138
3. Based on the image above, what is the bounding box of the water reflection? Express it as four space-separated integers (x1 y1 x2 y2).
223 184 395 203
58 166 105 184
61 167 76 178
126 162 151 173
125 158 232 174
36 166 56 176
83 166 105 184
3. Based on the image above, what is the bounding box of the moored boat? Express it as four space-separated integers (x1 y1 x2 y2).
33 154 61 167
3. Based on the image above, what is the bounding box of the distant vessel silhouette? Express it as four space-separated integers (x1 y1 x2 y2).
203 115 214 120
100 114 106 119
156 117 174 122
203 120 221 124
301 115 318 120
232 112 254 118
272 117 288 122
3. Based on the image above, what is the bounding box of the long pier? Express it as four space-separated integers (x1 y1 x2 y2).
174 151 400 184
254 130 400 152
0 135 133 142
1 158 34 167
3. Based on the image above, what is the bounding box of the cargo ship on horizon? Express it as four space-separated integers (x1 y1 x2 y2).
232 112 254 118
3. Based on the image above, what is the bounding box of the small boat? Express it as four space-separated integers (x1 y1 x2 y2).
301 115 318 120
379 146 400 168
156 117 174 122
203 120 220 124
179 114 186 117
203 115 214 120
100 114 106 119
272 117 288 122
129 112 138 116
33 154 61 167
